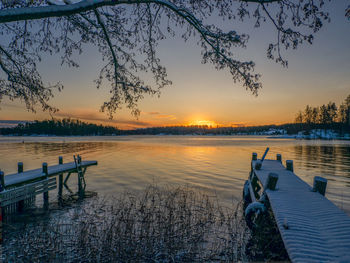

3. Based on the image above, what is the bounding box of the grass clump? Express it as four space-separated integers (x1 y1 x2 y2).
3 185 250 262
245 209 289 262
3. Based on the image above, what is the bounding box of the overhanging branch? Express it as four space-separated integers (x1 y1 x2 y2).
93 9 119 85
0 0 265 112
0 0 284 24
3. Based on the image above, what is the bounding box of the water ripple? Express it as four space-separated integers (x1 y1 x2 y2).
0 136 349 213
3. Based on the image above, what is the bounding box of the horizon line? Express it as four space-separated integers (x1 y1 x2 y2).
0 118 295 130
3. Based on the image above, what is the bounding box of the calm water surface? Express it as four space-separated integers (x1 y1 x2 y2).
0 135 349 214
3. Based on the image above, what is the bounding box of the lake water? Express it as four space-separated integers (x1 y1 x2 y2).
0 135 349 214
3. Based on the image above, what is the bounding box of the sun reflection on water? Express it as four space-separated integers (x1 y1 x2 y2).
0 136 349 213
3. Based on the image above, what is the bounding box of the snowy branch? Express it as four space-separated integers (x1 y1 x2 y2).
0 0 227 23
93 9 119 85
0 0 335 115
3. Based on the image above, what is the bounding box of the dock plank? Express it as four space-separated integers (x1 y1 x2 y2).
4 160 97 187
253 159 350 262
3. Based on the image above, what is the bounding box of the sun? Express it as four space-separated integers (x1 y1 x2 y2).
188 119 218 128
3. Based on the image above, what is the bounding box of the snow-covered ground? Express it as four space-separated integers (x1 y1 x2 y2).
268 129 350 140
266 129 350 140
294 129 350 140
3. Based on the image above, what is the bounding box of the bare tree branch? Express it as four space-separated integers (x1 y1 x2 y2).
0 0 336 116
93 8 119 85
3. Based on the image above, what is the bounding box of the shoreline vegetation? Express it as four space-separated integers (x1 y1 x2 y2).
2 185 289 262
292 94 350 140
0 118 349 140
4 94 349 139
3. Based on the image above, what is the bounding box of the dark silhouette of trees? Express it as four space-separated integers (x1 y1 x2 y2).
326 102 338 129
338 95 350 133
295 95 350 134
1 115 348 136
346 95 350 126
318 103 337 127
0 118 120 136
295 111 303 123
0 0 342 116
311 107 319 124
303 105 313 125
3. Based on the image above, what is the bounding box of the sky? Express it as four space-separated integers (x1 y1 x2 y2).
0 1 349 129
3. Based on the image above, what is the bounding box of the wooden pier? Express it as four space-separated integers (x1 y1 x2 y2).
0 155 97 243
0 156 97 214
244 151 350 262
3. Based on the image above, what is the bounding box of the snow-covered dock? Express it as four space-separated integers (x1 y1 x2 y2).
246 154 350 262
0 156 97 214
3 160 97 187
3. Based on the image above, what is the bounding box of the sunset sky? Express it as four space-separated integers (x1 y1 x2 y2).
0 1 349 130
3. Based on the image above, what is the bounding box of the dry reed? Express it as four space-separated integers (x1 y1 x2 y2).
2 185 289 262
2 185 251 262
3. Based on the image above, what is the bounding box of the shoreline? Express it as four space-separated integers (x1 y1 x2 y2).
0 133 349 141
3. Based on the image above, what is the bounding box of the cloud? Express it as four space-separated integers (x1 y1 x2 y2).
53 110 151 128
156 114 177 120
0 108 178 130
1 103 24 109
140 111 161 116
139 111 177 121
0 120 29 128
230 122 247 127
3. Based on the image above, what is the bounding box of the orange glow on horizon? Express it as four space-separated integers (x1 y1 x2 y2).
187 119 218 128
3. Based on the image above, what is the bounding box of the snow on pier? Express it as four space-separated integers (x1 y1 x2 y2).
0 156 97 215
4 160 97 187
251 158 350 262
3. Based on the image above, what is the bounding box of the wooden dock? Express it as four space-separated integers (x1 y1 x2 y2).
0 155 97 243
0 156 97 213
4 160 97 187
244 152 350 262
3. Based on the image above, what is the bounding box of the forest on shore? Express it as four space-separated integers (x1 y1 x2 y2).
0 118 348 137
293 94 350 135
0 95 349 137
0 119 120 136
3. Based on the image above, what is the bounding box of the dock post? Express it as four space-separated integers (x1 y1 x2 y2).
18 162 23 173
58 156 63 203
254 160 262 170
0 201 2 244
313 176 327 196
0 171 3 243
77 156 83 198
0 170 4 191
265 173 279 190
276 154 282 162
252 152 257 161
286 160 294 172
17 162 24 212
42 162 49 209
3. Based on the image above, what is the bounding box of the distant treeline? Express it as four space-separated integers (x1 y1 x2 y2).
1 101 349 137
0 118 120 136
0 119 304 136
121 124 307 135
294 94 350 133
